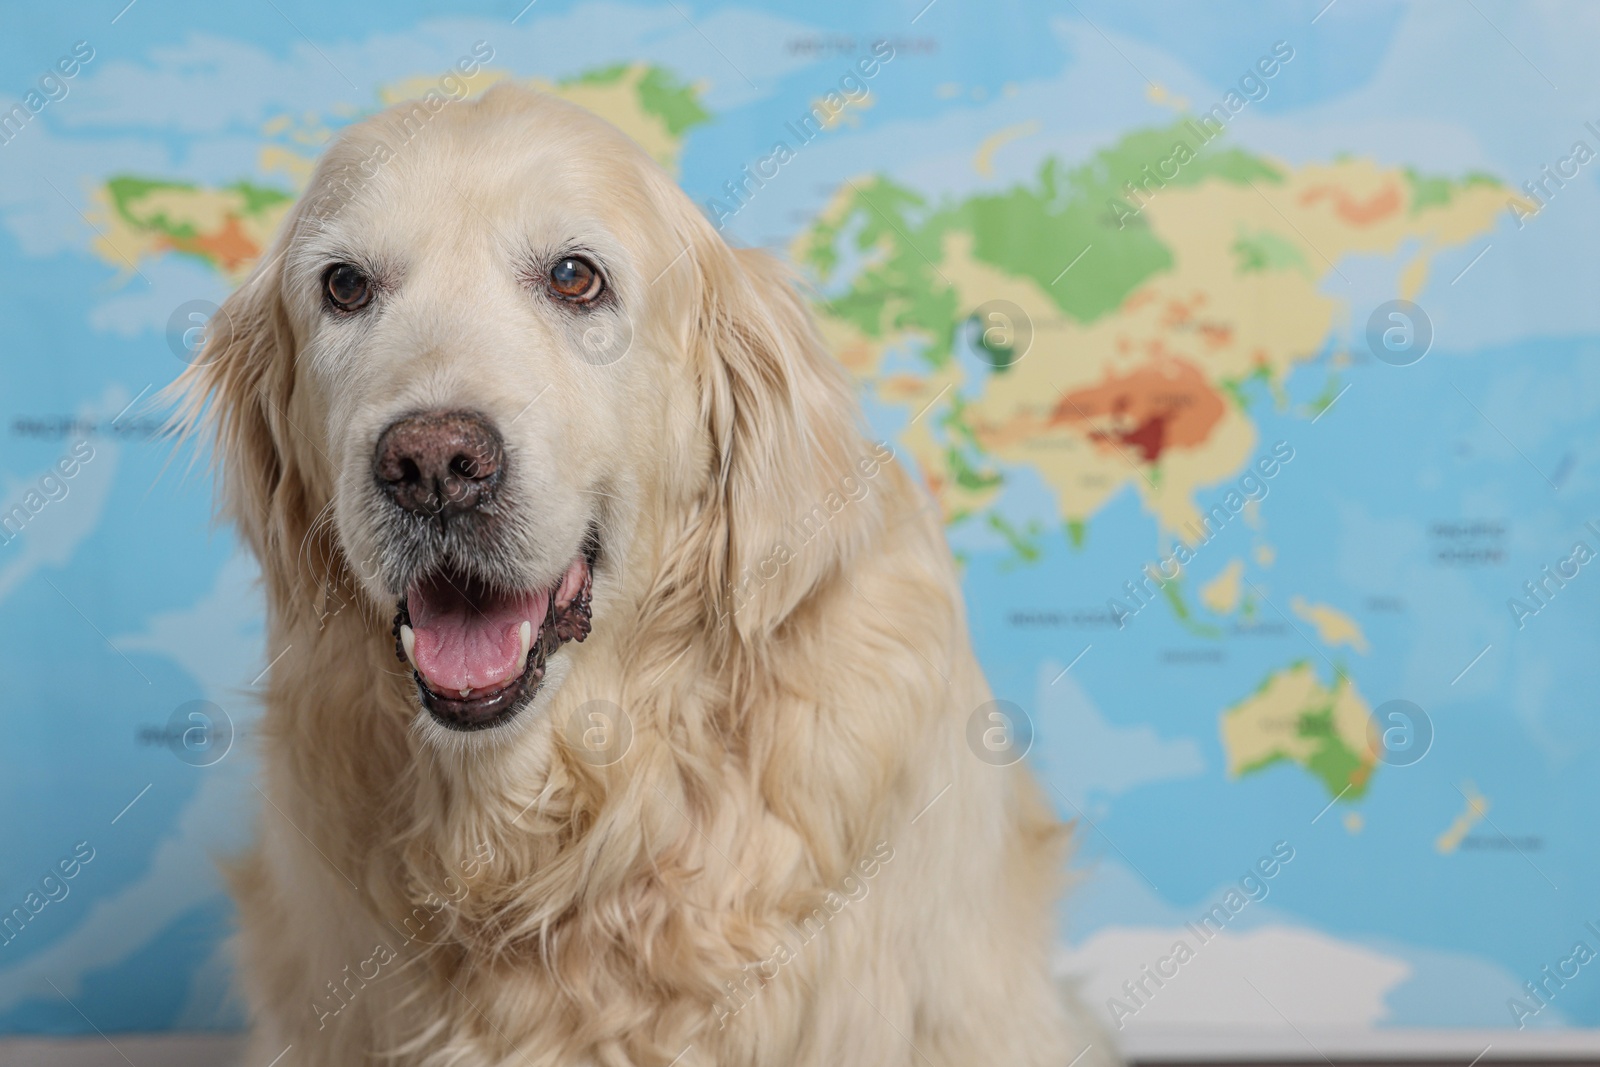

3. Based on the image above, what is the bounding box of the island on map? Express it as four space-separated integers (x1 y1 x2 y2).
1436 782 1491 854
1220 661 1377 801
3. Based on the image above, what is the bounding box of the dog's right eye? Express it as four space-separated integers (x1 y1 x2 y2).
324 264 373 312
548 256 604 303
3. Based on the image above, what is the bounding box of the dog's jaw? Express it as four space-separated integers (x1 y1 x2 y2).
393 553 594 731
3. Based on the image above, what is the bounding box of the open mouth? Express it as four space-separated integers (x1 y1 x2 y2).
392 550 594 731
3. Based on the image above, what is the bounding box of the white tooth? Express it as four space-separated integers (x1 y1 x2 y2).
460 687 472 699
400 625 419 671
514 620 534 674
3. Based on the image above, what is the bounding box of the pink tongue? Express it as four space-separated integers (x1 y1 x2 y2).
409 577 548 694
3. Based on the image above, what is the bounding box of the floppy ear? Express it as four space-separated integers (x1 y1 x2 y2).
168 235 328 623
660 220 893 647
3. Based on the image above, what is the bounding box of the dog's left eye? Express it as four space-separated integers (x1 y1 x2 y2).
549 256 604 303
324 263 373 312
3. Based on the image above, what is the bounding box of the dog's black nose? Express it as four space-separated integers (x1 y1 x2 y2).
374 411 503 517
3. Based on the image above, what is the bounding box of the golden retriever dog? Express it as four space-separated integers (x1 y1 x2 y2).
178 83 1105 1066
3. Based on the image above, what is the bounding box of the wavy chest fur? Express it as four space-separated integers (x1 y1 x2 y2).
246 545 952 1064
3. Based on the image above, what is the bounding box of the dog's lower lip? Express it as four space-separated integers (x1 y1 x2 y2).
413 651 544 731
440 674 518 701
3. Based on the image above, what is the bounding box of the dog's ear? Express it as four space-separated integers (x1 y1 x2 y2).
659 218 893 646
168 233 326 620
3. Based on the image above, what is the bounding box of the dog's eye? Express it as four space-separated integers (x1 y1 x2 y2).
549 256 603 303
324 263 373 312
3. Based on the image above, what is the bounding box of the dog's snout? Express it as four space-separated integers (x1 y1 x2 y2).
374 411 503 517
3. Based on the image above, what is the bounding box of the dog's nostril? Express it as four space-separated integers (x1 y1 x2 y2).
373 411 504 516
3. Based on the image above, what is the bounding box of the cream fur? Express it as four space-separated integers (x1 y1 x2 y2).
175 84 1109 1067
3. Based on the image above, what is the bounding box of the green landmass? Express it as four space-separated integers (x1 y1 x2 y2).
558 63 709 137
560 64 631 87
1220 364 1272 411
945 446 1001 492
104 176 291 238
934 395 1004 492
1305 373 1346 419
987 511 1045 565
1163 578 1224 638
637 67 711 136
1232 226 1312 277
967 311 1020 371
1298 703 1369 798
1228 662 1373 800
801 120 1284 367
1403 167 1500 216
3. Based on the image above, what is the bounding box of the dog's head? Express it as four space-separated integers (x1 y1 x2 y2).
178 84 885 740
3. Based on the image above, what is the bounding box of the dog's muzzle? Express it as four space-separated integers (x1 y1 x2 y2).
372 408 596 730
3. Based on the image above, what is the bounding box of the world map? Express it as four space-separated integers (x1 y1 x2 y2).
4 0 1600 1056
